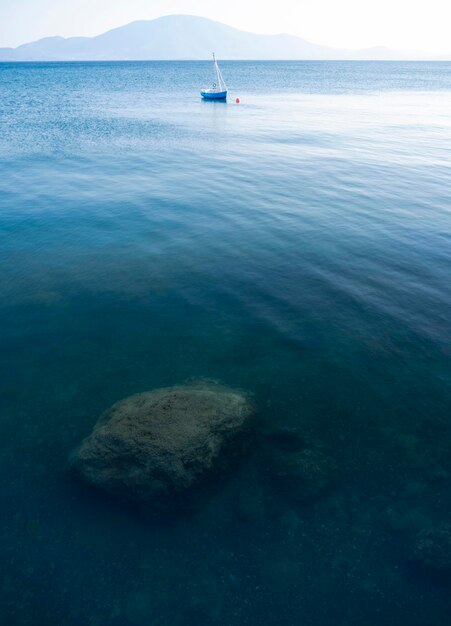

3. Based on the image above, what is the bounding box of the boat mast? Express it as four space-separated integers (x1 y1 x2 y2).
213 52 226 91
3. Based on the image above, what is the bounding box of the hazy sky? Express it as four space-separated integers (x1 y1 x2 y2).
1 0 451 54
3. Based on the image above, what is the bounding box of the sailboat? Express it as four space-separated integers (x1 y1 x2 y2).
200 53 228 100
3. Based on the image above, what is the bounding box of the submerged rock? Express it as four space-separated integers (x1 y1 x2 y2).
69 380 254 511
269 447 336 502
262 428 337 503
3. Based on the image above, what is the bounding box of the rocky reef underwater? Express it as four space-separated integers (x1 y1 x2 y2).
69 377 451 581
69 379 340 517
3 369 451 626
69 380 255 513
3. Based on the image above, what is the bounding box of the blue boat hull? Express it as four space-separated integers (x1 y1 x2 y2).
201 90 227 100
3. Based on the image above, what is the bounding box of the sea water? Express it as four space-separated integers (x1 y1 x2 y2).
1 61 451 625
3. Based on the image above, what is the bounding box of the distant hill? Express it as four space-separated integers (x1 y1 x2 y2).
0 15 423 62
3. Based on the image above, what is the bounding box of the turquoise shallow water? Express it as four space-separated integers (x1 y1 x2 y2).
1 61 451 625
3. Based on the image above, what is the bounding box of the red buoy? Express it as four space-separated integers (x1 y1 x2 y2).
236 97 240 104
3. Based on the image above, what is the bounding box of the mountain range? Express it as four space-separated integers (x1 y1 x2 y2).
0 15 441 62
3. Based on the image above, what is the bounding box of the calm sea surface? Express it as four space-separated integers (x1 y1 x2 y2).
1 61 451 625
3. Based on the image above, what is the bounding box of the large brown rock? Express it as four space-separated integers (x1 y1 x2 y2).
69 380 254 510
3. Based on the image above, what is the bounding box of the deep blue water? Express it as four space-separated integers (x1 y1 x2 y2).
1 61 451 625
